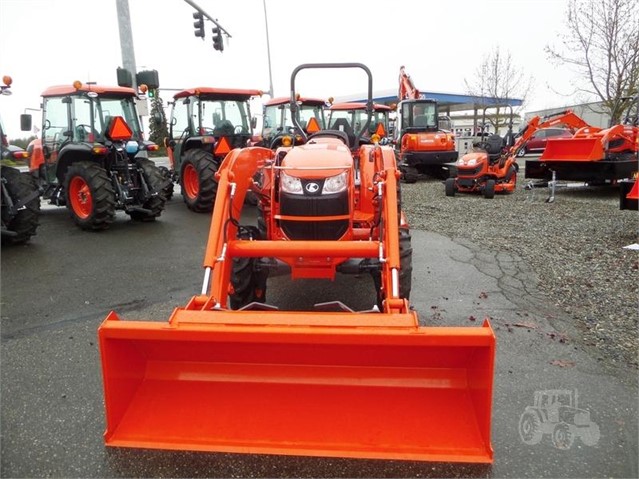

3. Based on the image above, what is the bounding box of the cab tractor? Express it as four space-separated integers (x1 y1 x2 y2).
327 101 391 145
261 96 327 149
98 63 496 464
445 109 590 199
165 87 262 212
1 75 40 245
396 66 457 182
26 81 166 231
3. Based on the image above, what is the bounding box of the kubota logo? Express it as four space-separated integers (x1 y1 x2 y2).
305 182 320 193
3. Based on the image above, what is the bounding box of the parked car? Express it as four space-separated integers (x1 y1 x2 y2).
517 127 573 156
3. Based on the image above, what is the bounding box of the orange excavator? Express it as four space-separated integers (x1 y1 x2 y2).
396 66 457 182
446 109 590 198
98 63 496 464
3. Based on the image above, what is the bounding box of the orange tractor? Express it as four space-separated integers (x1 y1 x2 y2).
396 66 457 182
25 81 166 230
261 96 327 149
327 101 391 145
446 109 590 199
525 102 638 190
165 87 262 212
98 63 496 463
1 75 40 245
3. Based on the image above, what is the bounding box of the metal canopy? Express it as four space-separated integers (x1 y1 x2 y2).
339 88 523 113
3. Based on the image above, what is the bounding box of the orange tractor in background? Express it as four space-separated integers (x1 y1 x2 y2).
98 63 496 464
25 81 167 230
327 101 391 145
446 109 590 199
395 66 457 182
260 96 327 149
525 102 638 191
165 87 262 212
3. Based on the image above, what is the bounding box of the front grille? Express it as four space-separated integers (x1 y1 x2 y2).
280 191 349 240
458 165 483 176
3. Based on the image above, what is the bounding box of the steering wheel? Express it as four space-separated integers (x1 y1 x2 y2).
76 124 96 141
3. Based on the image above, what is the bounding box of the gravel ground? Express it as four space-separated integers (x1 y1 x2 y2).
400 163 638 371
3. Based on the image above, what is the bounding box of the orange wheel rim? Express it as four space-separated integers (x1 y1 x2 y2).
69 176 93 219
183 164 200 199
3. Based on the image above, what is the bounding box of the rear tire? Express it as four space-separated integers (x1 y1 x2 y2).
65 161 115 230
445 177 456 197
483 179 495 199
180 149 218 212
158 165 175 200
129 159 167 222
1 167 40 245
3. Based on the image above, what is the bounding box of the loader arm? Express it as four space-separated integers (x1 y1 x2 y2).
398 65 420 100
510 110 591 156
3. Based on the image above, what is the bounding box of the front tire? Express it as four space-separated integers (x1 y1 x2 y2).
65 161 115 230
1 167 40 245
401 166 418 184
229 227 267 309
129 159 167 222
180 149 218 212
483 179 496 199
445 177 456 197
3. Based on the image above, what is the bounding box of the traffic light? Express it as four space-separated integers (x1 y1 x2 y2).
212 27 224 51
193 11 205 38
148 89 156 99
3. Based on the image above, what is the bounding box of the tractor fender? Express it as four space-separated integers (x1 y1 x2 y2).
55 144 101 184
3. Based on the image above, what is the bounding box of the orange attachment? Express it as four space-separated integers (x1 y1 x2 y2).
99 311 495 463
540 137 605 162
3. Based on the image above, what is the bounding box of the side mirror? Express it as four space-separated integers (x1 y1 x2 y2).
20 114 32 132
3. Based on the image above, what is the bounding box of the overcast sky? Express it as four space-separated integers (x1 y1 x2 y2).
0 0 583 139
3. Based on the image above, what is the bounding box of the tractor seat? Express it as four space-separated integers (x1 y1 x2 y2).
480 134 505 162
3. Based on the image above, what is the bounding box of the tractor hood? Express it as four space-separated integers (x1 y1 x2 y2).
281 141 353 179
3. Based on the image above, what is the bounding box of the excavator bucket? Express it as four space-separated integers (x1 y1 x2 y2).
99 311 495 463
540 137 604 162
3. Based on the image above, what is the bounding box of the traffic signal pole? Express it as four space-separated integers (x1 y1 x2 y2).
115 0 137 90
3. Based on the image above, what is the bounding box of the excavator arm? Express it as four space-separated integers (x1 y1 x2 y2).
398 66 420 100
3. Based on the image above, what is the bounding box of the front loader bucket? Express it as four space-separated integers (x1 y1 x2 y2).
540 137 604 162
99 310 495 463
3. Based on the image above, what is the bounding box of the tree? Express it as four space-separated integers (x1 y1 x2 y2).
464 47 533 134
546 0 639 125
148 94 169 153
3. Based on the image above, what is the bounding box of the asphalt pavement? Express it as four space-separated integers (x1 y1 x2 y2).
1 172 637 478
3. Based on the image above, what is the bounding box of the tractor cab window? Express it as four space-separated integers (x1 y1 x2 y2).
262 104 280 140
96 96 143 141
71 96 95 142
200 98 250 136
43 97 70 149
171 98 190 139
327 110 353 134
298 104 325 131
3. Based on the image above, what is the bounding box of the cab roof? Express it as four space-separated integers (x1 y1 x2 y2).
173 87 263 101
265 96 327 107
329 102 391 111
41 84 137 97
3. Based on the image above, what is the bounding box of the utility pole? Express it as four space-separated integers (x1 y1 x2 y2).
263 0 274 98
115 0 137 89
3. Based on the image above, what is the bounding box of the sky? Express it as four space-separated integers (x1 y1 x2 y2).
0 0 586 140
